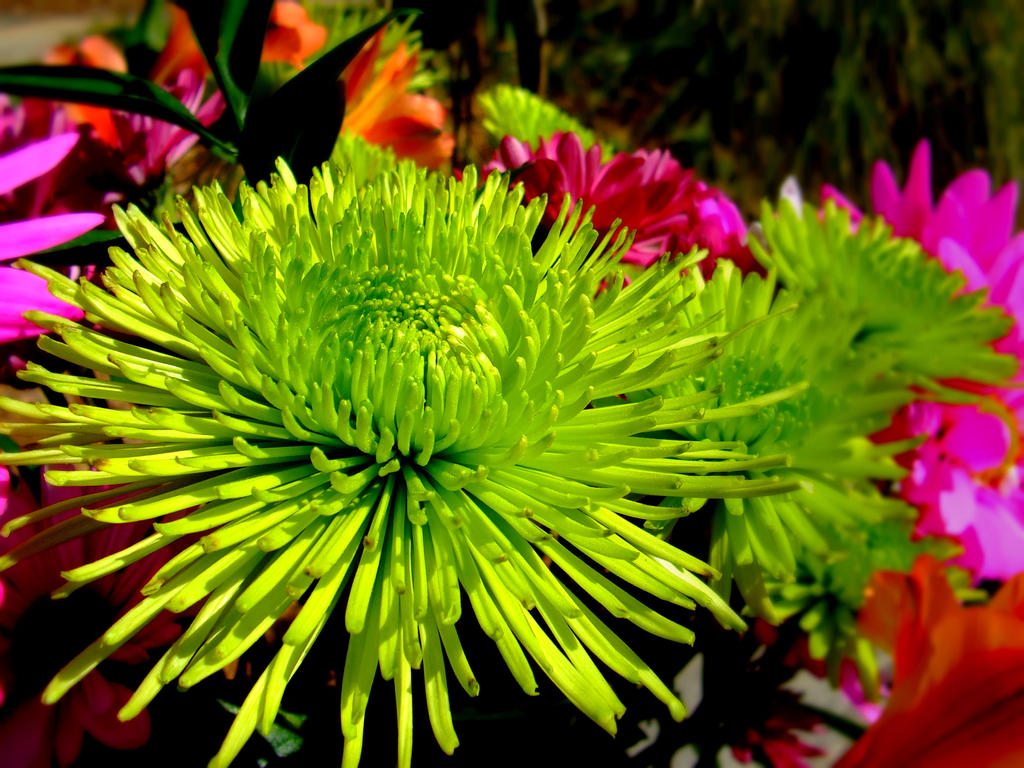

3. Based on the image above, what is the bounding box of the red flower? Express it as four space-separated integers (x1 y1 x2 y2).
838 555 1024 768
0 469 180 767
485 131 754 275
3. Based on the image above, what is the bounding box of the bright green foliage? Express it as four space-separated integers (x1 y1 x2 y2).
754 201 1017 391
766 519 957 696
330 133 397 187
478 84 599 151
0 161 794 767
656 260 919 619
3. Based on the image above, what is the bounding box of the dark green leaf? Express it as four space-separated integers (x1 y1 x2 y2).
178 0 274 132
25 228 125 267
0 65 236 157
121 0 172 60
217 700 305 759
238 9 416 183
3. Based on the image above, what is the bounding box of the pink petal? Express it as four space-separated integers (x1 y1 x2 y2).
936 238 988 293
974 182 1020 269
894 140 933 238
0 213 104 262
944 168 991 212
927 188 971 256
497 135 532 169
0 267 84 343
951 484 1024 580
0 695 57 768
987 241 1024 344
0 133 78 195
870 160 901 221
821 183 864 222
79 679 150 750
933 467 983 535
942 406 1011 473
56 692 87 767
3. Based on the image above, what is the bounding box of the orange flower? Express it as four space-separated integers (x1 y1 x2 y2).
837 556 1024 768
149 6 208 85
150 2 325 85
262 1 327 68
44 36 127 145
341 31 454 169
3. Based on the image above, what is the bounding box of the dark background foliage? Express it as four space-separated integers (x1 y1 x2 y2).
411 0 1024 215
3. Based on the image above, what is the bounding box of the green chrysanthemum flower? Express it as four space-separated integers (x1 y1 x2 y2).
654 260 921 618
766 519 956 696
331 133 397 187
755 201 1016 390
0 162 791 766
478 84 601 151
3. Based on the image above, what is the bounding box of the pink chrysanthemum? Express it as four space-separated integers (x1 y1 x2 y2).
0 468 179 768
485 131 753 274
826 140 1024 580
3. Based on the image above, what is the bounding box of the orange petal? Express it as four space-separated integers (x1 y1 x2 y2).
839 629 1024 768
990 571 1024 619
263 2 326 66
150 6 209 84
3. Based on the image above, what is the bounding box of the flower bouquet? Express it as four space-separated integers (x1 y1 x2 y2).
0 3 1022 767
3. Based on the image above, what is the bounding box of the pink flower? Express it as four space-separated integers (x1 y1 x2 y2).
0 132 104 346
890 401 1024 580
0 96 118 222
485 132 754 275
827 141 1024 580
102 69 224 187
0 134 103 261
0 468 179 767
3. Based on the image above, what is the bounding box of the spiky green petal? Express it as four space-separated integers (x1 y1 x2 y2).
767 519 957 696
330 133 398 188
1 161 784 767
754 200 1017 389
478 84 601 151
655 260 921 617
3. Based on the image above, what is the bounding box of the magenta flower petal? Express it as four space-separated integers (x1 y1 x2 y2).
936 238 989 293
975 182 1020 269
945 168 991 212
0 132 78 196
942 476 1024 580
943 407 1011 473
821 183 864 222
870 158 902 223
0 266 84 343
0 212 104 262
988 238 1024 324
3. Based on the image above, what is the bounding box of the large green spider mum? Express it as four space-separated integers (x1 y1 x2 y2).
766 519 956 696
0 162 791 767
478 84 601 152
330 132 397 188
654 260 921 619
754 201 1016 390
